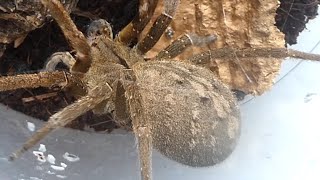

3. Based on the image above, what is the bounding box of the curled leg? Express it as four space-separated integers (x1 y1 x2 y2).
155 33 217 59
135 0 180 54
44 52 76 71
9 87 110 161
0 71 75 91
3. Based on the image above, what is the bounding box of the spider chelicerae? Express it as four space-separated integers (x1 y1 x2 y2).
1 0 320 180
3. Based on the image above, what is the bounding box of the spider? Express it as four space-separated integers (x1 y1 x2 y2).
1 0 320 180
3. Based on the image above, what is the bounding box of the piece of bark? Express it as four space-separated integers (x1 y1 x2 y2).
142 0 285 95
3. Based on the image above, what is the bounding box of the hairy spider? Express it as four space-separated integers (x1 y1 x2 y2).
1 0 320 180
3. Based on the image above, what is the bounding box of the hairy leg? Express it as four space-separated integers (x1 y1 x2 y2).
126 85 153 180
136 0 180 54
136 126 152 180
188 48 320 64
155 33 217 59
9 86 111 161
0 71 75 91
40 0 91 73
115 0 159 45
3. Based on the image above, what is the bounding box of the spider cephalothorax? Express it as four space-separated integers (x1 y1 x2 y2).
2 0 320 180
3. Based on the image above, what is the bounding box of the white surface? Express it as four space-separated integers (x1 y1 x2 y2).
1 12 320 180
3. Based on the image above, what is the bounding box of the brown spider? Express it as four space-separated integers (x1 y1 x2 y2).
1 0 320 180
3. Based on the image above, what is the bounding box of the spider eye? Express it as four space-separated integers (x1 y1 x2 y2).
87 19 113 39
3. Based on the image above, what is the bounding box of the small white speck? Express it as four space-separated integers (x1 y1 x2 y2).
47 170 55 175
60 162 67 168
33 151 46 163
27 122 35 132
38 144 46 152
63 152 80 162
47 154 56 164
30 177 42 180
56 175 67 179
50 165 65 171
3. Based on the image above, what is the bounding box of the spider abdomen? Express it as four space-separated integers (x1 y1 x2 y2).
130 60 241 167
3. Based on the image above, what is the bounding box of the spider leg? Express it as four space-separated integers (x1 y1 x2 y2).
126 85 152 180
188 48 320 64
40 0 91 73
135 0 180 54
136 126 152 180
9 86 111 161
154 33 217 59
0 71 75 91
115 0 159 45
44 52 76 71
